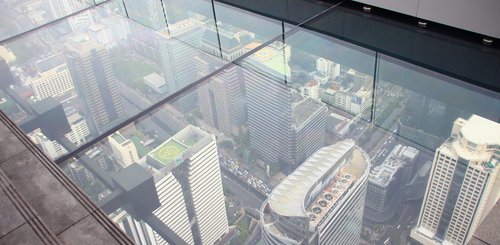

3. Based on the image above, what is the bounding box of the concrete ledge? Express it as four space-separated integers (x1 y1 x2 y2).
0 111 133 244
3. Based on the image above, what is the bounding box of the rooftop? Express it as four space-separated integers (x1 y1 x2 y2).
110 132 126 145
146 125 207 170
460 115 500 145
268 139 369 218
369 145 419 187
248 42 291 77
292 97 326 127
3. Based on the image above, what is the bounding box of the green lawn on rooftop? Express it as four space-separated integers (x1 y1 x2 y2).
130 135 149 158
151 140 188 165
111 55 160 93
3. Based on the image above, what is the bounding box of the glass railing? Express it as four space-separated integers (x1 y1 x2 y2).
0 1 499 244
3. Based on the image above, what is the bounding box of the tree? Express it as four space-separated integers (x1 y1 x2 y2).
220 140 234 151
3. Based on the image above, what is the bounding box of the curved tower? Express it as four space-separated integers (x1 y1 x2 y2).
260 139 370 245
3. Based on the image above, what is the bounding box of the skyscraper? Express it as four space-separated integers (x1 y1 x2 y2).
122 0 165 30
244 42 327 173
64 36 125 132
112 210 160 245
156 19 205 112
411 115 500 245
145 125 229 245
196 25 250 136
30 63 74 101
260 139 370 244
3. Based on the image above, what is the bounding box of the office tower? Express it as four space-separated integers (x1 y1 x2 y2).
411 115 500 245
88 24 114 48
145 125 229 245
260 139 370 244
365 144 419 222
48 0 86 18
64 36 125 132
197 25 250 136
244 42 327 173
108 132 140 168
31 63 74 100
157 18 205 112
112 210 160 245
122 0 165 30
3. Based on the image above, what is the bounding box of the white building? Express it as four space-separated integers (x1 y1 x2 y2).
28 113 89 159
301 80 320 100
316 57 340 80
65 113 89 146
108 132 140 168
31 131 68 159
411 115 500 245
157 18 205 111
145 125 229 245
111 210 160 245
31 64 74 100
261 139 370 245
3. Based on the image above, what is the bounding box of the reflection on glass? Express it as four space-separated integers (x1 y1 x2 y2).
0 1 499 245
122 0 166 30
0 0 93 41
0 6 230 160
375 54 500 150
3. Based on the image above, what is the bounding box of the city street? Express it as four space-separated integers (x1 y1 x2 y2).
378 200 421 245
222 173 265 210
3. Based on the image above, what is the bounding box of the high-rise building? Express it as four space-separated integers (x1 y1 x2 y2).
145 125 229 245
411 115 500 245
244 42 327 173
365 144 419 222
260 139 370 244
157 19 205 112
30 63 74 100
122 0 165 30
108 132 140 168
64 36 125 132
111 210 160 245
48 0 86 18
196 25 250 136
